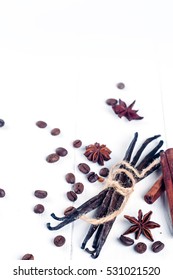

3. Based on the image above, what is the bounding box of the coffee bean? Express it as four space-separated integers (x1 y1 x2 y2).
0 188 5 198
64 206 76 216
0 119 5 127
54 235 66 247
73 139 82 148
36 120 47 128
34 190 48 199
73 182 84 194
78 163 90 174
66 191 77 202
21 254 34 260
56 147 68 157
65 173 75 184
134 242 147 254
33 204 45 214
119 235 134 246
46 153 59 163
106 98 117 106
87 172 99 183
99 167 109 177
50 128 61 136
151 241 164 253
116 82 125 89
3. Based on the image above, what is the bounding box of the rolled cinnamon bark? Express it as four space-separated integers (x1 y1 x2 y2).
161 149 173 226
144 175 165 204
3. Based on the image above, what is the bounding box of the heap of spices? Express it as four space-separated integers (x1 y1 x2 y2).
112 99 143 121
36 120 47 128
47 133 163 258
123 209 160 241
84 142 112 165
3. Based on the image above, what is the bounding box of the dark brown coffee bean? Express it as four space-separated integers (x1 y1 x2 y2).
36 120 47 128
106 98 118 106
46 153 59 163
119 235 134 246
66 191 77 202
99 167 109 177
0 119 5 127
0 188 5 198
50 128 61 136
73 182 84 194
78 163 90 174
21 254 34 260
151 241 164 253
87 172 99 183
65 173 75 184
54 235 66 247
34 190 48 199
33 204 45 214
64 206 76 216
134 242 147 254
117 82 125 89
56 147 68 157
73 139 82 148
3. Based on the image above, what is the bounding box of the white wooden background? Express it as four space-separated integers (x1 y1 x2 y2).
0 0 173 278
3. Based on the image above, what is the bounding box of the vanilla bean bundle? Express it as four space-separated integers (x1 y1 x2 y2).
47 133 163 258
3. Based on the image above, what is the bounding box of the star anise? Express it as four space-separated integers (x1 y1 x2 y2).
84 143 111 166
112 99 143 121
123 209 160 241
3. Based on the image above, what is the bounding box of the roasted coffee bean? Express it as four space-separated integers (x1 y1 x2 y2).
21 254 34 260
66 191 77 202
134 242 147 254
50 128 61 136
99 167 109 177
34 190 48 199
64 206 76 216
78 163 90 174
36 120 47 128
106 98 117 106
73 139 82 148
54 235 66 247
46 153 59 163
0 119 5 127
151 241 164 253
65 173 75 184
87 172 99 183
117 82 125 89
56 147 68 157
33 204 45 214
0 188 5 198
119 235 134 246
73 182 84 194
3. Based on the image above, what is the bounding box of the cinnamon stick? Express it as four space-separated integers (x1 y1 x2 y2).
144 175 165 204
161 149 173 226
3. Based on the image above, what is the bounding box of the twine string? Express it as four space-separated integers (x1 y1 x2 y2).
80 158 160 225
